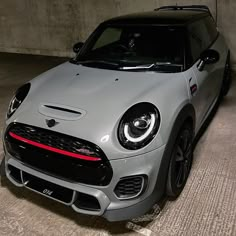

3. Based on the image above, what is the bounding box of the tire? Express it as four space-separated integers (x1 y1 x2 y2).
166 123 193 198
0 157 6 177
221 52 231 97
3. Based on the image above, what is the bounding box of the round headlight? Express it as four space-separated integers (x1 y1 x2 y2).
7 83 31 119
118 102 160 150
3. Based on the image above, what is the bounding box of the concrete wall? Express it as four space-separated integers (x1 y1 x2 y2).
0 0 235 62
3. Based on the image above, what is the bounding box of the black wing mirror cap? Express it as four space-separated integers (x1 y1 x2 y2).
198 49 220 71
73 42 84 53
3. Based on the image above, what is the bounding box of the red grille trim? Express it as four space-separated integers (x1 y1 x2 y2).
9 131 101 162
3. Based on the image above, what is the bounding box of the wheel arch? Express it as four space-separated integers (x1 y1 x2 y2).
152 103 196 200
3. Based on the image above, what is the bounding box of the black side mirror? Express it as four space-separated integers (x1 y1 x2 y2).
197 49 220 71
73 42 84 53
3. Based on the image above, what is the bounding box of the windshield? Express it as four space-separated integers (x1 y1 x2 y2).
74 25 185 72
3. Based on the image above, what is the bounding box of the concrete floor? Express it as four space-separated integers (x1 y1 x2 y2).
0 52 236 236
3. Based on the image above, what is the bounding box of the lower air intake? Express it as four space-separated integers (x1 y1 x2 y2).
114 175 146 199
74 193 101 211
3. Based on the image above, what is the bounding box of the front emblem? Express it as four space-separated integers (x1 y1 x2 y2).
46 119 59 128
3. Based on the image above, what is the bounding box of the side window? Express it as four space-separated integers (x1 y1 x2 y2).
188 16 217 63
188 22 203 62
204 16 218 43
93 27 122 50
188 19 211 62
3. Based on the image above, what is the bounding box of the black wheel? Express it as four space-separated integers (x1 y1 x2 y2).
221 52 231 97
166 123 193 198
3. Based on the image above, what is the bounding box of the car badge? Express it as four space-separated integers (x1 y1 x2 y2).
76 148 95 156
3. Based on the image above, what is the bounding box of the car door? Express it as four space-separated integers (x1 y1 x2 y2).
187 17 220 129
191 59 218 127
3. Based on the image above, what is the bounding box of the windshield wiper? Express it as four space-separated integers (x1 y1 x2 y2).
76 60 119 66
120 63 156 70
120 62 183 70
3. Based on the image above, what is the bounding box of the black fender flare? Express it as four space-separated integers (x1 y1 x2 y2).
153 103 196 201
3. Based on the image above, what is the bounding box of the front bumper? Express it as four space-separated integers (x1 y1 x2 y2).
3 143 166 221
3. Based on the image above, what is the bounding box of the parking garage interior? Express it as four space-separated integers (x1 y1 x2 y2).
0 1 236 235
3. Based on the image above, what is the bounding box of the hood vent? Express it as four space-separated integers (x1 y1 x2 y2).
38 103 86 121
44 105 81 115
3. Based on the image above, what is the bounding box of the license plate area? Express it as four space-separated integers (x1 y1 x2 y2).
22 172 74 204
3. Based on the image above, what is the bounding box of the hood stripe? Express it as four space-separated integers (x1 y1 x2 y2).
9 131 101 161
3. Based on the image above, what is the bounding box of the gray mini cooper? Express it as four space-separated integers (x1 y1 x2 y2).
2 5 231 221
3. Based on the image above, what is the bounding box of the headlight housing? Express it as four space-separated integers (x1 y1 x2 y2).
118 102 160 150
7 83 31 119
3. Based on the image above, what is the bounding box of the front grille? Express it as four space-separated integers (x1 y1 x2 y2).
5 123 113 186
114 176 146 199
9 124 103 160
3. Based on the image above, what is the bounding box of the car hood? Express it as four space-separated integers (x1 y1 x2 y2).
12 62 183 159
30 62 167 106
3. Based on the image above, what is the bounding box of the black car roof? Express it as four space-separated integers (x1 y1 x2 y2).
104 10 209 26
